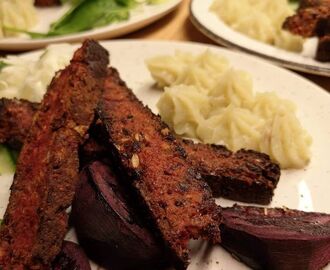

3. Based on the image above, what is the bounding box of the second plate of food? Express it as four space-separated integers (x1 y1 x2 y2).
190 0 330 76
0 0 182 51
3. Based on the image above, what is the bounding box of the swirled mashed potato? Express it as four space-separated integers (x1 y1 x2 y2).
146 51 312 169
0 44 76 102
210 0 304 52
0 0 37 37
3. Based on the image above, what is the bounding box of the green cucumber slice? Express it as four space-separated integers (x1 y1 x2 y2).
0 145 16 174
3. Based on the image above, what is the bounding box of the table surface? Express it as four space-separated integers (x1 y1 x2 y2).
121 0 330 92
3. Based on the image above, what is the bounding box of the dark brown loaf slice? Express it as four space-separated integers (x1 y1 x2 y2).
299 0 330 8
220 205 330 270
97 67 221 270
0 98 281 205
0 40 109 270
182 140 280 205
283 5 330 37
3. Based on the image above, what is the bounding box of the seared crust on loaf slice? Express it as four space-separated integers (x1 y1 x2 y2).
220 205 330 270
0 98 39 150
299 0 330 9
0 40 109 270
97 67 221 270
283 4 330 37
182 140 280 205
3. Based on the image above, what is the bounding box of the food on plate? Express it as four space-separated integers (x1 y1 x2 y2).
72 160 166 270
182 140 280 205
11 0 168 38
35 0 61 7
220 204 330 270
46 0 135 37
0 0 37 38
0 44 75 102
0 40 328 270
283 0 330 61
147 51 312 169
283 2 330 37
147 50 229 89
52 241 91 270
0 40 109 269
0 99 281 205
209 0 304 52
0 98 39 150
97 67 221 269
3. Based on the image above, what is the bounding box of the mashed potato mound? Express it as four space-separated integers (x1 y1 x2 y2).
0 0 37 37
147 50 312 169
0 44 76 102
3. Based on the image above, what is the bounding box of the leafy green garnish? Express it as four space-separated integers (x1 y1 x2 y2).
10 0 167 39
48 0 133 36
0 61 9 71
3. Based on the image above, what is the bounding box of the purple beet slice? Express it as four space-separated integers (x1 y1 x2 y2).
52 241 91 270
71 160 166 270
220 205 330 270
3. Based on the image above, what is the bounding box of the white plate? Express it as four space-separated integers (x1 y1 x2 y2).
189 0 330 77
1 40 330 270
0 0 181 51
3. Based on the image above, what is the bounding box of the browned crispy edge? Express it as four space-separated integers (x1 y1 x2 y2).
182 140 281 205
0 40 108 269
0 98 39 150
283 5 330 37
299 0 330 9
97 67 221 270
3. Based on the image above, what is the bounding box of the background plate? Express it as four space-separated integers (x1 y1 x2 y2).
190 0 330 77
0 0 181 51
0 40 329 269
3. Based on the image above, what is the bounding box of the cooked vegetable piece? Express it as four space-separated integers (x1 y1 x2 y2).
0 145 15 174
52 241 91 270
220 205 330 270
48 0 134 36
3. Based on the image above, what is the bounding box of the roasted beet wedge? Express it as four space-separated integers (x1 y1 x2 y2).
52 241 91 270
220 205 330 270
72 160 166 270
